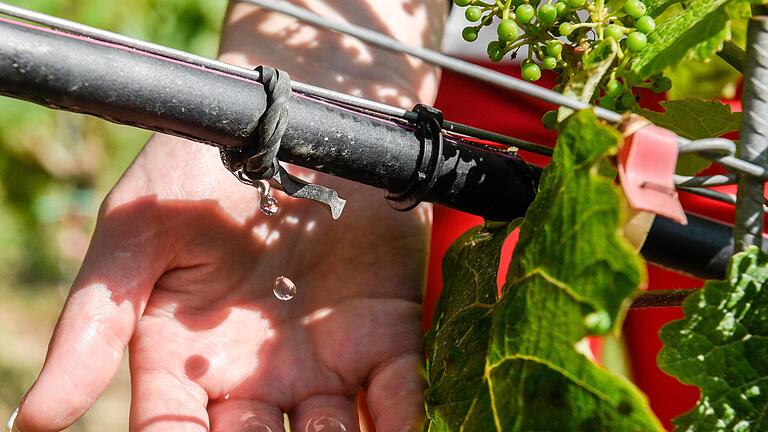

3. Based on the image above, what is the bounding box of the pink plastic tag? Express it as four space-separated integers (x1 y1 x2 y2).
618 124 687 225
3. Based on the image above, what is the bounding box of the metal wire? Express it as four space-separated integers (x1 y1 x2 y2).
679 186 768 213
677 138 736 156
675 174 738 188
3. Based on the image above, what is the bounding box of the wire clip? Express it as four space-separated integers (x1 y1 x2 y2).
618 120 687 225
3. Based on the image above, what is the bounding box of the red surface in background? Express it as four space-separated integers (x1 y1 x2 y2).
426 63 742 430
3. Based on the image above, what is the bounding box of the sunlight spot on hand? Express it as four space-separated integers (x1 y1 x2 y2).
305 220 316 233
301 307 333 325
72 283 120 357
252 223 270 242
265 230 280 246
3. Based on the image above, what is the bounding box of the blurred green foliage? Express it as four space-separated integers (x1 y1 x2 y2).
0 0 227 283
0 2 228 428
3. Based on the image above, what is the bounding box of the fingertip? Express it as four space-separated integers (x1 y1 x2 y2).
366 353 425 432
290 394 358 432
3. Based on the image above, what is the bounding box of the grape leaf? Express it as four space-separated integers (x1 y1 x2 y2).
424 221 520 431
659 246 768 432
663 3 748 101
485 110 662 431
635 99 742 175
631 0 752 79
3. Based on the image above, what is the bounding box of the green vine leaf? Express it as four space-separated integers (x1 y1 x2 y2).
635 99 742 175
485 110 662 431
424 221 520 431
659 246 768 432
630 0 752 79
425 110 662 431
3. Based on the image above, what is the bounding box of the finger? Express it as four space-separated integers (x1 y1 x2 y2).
290 394 358 432
208 399 285 432
15 203 168 432
129 368 209 432
365 352 425 432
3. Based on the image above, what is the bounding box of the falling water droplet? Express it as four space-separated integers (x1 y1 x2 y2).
273 276 296 301
260 195 280 216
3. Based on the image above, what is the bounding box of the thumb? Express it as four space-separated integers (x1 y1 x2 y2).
14 198 170 432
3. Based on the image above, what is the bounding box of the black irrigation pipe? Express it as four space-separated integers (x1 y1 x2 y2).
0 15 743 303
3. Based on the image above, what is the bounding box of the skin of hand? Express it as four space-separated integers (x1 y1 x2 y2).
12 1 447 431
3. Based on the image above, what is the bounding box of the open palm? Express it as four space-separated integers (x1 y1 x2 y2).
14 136 431 432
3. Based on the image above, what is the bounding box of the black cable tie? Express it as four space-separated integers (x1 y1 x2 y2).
221 65 346 219
386 104 444 211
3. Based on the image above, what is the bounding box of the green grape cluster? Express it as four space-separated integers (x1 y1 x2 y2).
455 0 669 118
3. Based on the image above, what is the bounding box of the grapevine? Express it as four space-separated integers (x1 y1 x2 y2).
454 0 671 115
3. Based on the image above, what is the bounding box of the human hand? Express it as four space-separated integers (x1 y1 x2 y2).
11 1 447 431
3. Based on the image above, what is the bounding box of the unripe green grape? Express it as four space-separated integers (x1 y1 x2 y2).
516 4 535 24
621 91 637 107
626 31 647 52
542 56 558 70
559 22 574 36
599 97 616 110
546 40 563 57
605 24 625 41
538 3 558 24
497 19 519 42
462 27 479 42
542 110 558 129
584 310 612 335
465 6 482 22
566 0 585 7
522 62 542 81
624 0 647 19
555 1 569 17
605 79 623 98
487 41 504 62
636 15 656 34
454 0 472 7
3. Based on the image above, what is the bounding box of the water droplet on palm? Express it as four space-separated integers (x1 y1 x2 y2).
273 276 296 301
